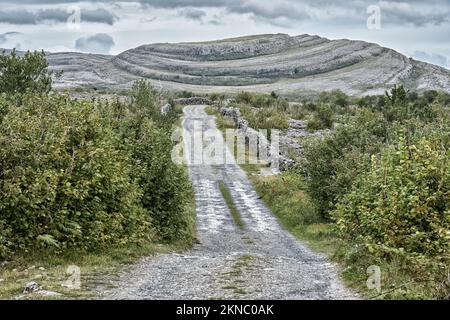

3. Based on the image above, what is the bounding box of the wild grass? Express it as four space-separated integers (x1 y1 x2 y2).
239 105 289 131
218 181 244 229
205 106 236 130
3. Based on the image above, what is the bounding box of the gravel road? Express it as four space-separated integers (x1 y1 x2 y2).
102 105 358 300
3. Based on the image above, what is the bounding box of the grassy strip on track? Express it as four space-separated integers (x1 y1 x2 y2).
218 181 244 229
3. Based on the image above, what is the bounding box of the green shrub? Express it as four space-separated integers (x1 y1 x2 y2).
0 83 194 258
333 90 350 108
108 81 193 242
423 90 439 103
235 91 288 110
130 79 159 120
287 104 307 120
318 90 350 108
302 109 388 218
333 132 450 257
209 93 224 101
0 49 53 94
385 84 408 106
302 89 449 220
0 95 8 123
382 85 438 123
179 90 194 98
240 105 289 130
439 92 450 107
126 119 193 242
235 91 253 105
303 101 317 112
0 94 152 257
270 91 278 99
332 130 450 297
216 115 237 130
307 104 334 131
358 95 379 108
252 94 271 108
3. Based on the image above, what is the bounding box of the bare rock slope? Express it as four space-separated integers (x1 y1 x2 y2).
46 33 450 97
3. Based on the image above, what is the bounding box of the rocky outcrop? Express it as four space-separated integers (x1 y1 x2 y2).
23 282 40 294
28 33 450 97
112 34 396 87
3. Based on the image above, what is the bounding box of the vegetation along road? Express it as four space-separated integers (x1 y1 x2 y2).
102 105 357 300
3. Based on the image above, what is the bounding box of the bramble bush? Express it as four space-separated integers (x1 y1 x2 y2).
0 93 152 257
300 85 450 297
129 120 192 242
332 128 450 297
0 50 193 258
302 108 388 218
302 86 449 219
110 81 194 242
333 131 450 258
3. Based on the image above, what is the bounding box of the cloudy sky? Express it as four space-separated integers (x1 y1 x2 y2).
0 0 449 68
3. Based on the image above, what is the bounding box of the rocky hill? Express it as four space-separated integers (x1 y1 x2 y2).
25 34 450 97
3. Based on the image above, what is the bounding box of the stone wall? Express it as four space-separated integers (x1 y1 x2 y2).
173 97 215 106
219 107 296 172
161 103 172 115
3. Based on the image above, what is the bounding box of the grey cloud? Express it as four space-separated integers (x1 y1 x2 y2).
384 11 448 27
0 34 8 45
378 1 449 27
0 8 117 25
208 19 224 26
81 8 117 25
139 16 157 23
19 0 304 22
251 15 296 28
227 2 310 21
75 33 115 54
0 10 37 24
0 0 448 28
413 51 449 68
179 8 206 21
0 32 20 45
140 0 310 22
137 0 449 27
136 0 232 8
36 8 70 23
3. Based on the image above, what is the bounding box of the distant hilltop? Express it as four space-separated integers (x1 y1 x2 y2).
6 33 450 97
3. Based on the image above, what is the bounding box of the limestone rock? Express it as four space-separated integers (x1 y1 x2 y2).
28 33 450 98
23 281 40 294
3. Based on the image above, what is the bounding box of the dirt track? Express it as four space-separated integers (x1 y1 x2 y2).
102 105 357 300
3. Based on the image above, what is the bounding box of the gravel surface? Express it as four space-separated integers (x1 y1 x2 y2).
102 105 358 300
